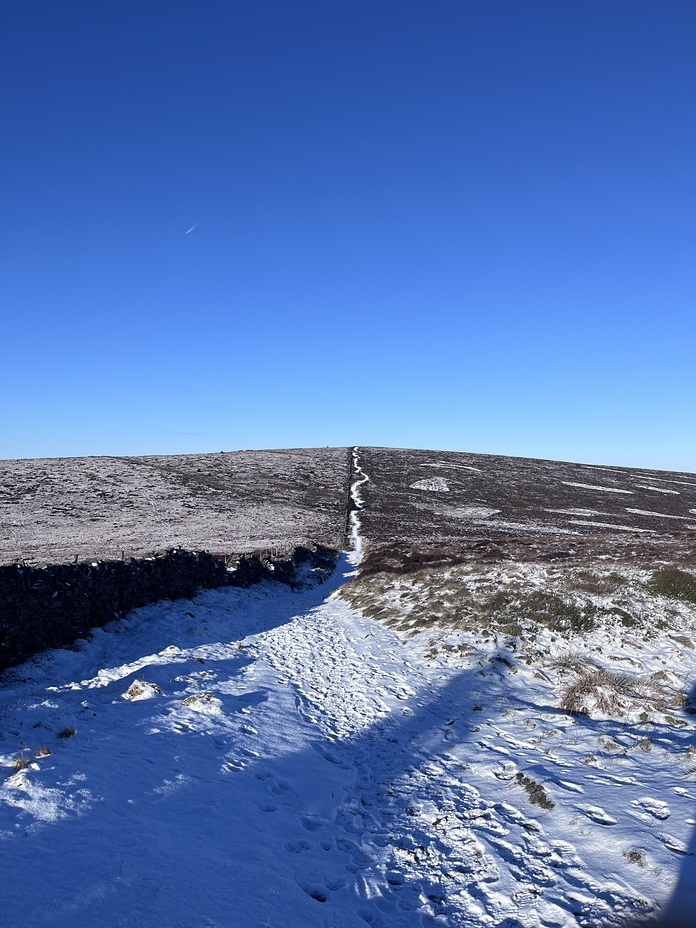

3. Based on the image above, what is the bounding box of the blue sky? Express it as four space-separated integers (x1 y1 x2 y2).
2 1 695 471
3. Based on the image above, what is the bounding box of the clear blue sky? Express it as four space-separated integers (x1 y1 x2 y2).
2 1 695 471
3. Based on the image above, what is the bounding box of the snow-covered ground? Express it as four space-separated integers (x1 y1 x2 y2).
2 458 696 927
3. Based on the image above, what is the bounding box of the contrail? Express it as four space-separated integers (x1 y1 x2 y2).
185 223 198 235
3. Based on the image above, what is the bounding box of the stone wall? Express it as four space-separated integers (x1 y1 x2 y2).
0 545 337 673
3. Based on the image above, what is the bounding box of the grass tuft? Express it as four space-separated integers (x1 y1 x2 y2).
515 772 555 809
558 659 677 719
570 570 629 594
649 568 696 604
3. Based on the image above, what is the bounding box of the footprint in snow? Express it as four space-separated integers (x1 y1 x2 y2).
494 802 542 833
579 805 617 826
299 882 330 904
223 758 245 772
557 780 584 794
285 839 312 854
301 814 330 832
477 740 510 756
659 833 689 855
549 840 581 867
311 742 346 766
631 797 670 820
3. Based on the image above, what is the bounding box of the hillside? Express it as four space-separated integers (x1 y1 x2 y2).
0 447 351 565
3 444 695 567
1 446 696 927
358 446 696 545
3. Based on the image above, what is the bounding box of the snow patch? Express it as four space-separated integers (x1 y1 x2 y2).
625 509 690 520
410 476 449 492
419 461 482 472
562 482 634 494
122 679 163 701
451 505 500 519
485 519 578 534
568 519 654 532
546 508 610 517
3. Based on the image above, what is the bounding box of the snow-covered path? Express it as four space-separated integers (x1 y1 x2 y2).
0 563 467 928
1 560 693 927
345 444 370 570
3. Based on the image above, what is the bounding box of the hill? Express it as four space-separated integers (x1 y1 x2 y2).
0 447 351 565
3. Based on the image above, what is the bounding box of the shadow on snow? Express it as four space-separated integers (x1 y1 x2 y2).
1 557 695 928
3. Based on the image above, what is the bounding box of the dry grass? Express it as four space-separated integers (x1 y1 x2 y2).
624 849 646 867
123 679 163 700
560 668 634 717
556 658 677 719
568 570 629 594
57 726 75 739
514 772 555 809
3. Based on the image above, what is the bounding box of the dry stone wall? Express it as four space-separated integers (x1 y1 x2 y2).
0 545 337 673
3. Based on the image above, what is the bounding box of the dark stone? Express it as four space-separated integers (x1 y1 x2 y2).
0 545 337 674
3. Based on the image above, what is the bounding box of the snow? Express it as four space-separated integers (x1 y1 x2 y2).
562 482 634 495
568 519 654 532
347 446 369 567
545 508 610 517
484 519 578 535
634 485 680 495
419 462 482 473
625 509 690 520
2 452 696 927
410 477 450 493
450 506 500 519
